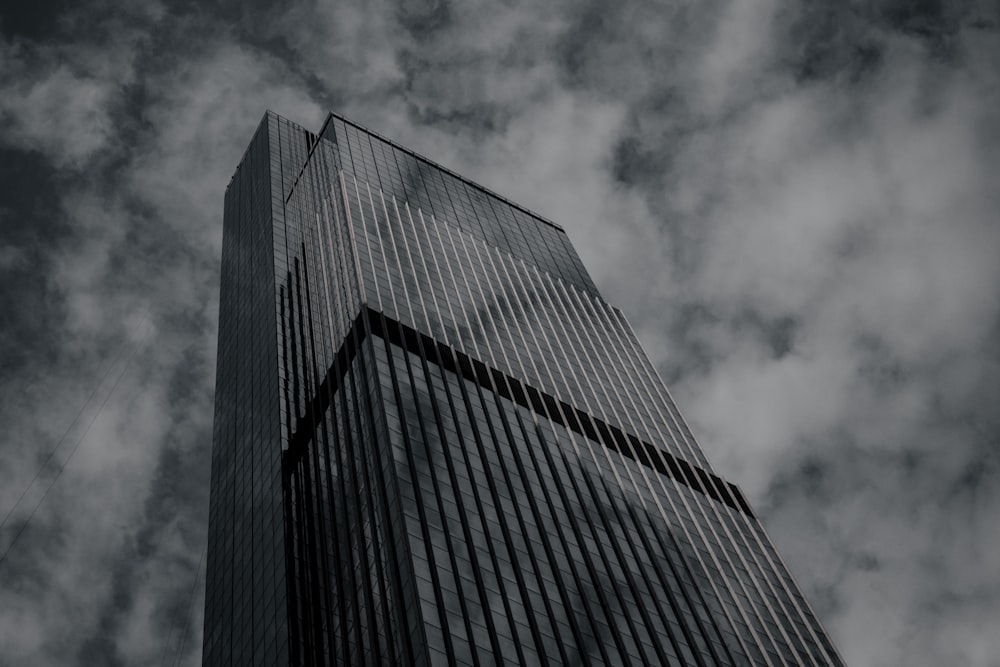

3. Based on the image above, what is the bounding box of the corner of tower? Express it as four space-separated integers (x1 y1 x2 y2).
317 111 337 137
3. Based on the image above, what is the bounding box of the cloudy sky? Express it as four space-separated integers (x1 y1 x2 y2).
1 0 998 665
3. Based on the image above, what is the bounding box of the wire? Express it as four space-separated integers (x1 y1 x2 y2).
0 314 152 566
0 311 149 535
161 544 206 667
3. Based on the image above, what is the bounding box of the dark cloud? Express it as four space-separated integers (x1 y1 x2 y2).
776 3 887 81
396 0 452 37
0 149 70 378
0 0 75 40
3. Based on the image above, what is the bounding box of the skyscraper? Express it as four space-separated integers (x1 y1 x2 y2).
204 110 844 666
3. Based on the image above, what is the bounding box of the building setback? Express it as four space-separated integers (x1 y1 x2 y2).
203 110 844 666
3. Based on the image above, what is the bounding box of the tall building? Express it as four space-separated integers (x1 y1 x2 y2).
204 110 843 666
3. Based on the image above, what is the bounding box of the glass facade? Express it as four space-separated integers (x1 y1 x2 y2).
204 111 845 666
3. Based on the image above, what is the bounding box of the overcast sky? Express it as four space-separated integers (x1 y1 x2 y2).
1 1 998 665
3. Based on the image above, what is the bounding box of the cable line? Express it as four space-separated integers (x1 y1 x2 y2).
0 313 152 566
0 311 150 535
160 543 206 667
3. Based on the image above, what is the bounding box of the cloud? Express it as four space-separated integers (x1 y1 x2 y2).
0 3 159 169
0 56 117 168
0 1 997 666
